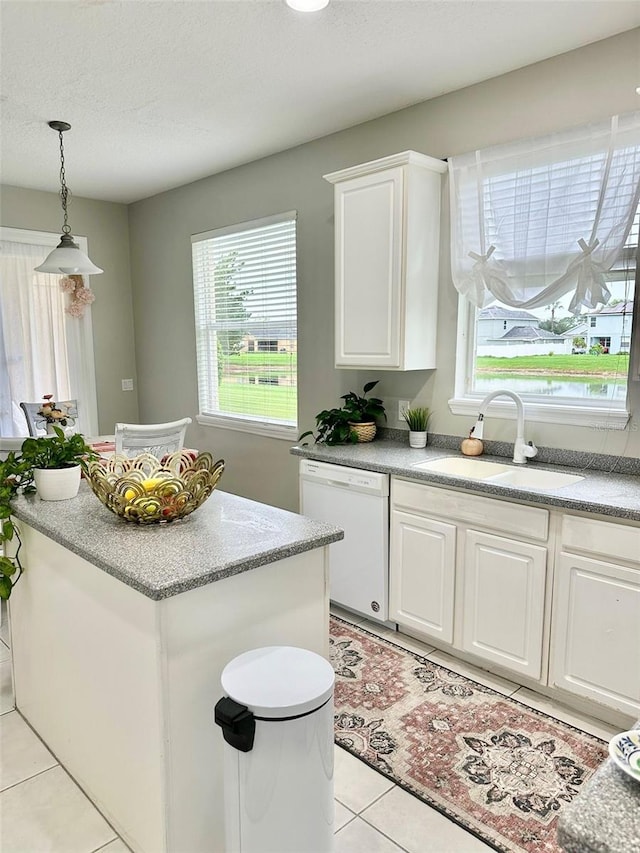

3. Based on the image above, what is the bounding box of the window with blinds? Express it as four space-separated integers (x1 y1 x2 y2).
191 212 298 438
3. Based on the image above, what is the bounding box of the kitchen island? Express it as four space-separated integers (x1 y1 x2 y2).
557 725 640 853
8 484 343 853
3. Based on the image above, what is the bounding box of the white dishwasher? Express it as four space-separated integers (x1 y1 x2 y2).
299 459 389 623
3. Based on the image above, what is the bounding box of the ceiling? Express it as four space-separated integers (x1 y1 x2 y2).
1 0 638 205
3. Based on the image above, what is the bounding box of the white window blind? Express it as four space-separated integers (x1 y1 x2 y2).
192 212 297 438
449 111 640 314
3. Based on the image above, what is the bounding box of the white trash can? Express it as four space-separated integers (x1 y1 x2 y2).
214 646 335 853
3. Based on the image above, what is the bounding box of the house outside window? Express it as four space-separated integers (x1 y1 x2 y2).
191 212 298 439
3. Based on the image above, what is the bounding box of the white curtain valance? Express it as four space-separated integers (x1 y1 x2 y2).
449 111 640 314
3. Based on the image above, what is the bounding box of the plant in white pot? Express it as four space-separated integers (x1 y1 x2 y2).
20 427 96 501
0 430 96 600
402 406 432 449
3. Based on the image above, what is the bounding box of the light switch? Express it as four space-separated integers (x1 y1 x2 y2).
122 379 134 391
398 400 410 421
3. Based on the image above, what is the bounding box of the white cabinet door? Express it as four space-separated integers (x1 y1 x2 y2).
334 167 403 368
325 151 445 371
390 509 456 643
550 552 640 717
462 530 547 679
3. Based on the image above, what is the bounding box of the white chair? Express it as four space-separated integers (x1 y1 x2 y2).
19 400 79 437
114 417 192 459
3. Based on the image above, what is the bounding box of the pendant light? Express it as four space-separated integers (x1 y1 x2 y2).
34 121 103 276
285 0 329 10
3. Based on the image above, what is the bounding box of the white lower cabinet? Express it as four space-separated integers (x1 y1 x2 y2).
550 551 640 718
389 478 548 681
388 478 640 723
390 510 456 643
461 530 547 679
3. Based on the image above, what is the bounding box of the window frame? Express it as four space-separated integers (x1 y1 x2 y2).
451 268 640 430
0 226 99 436
450 295 633 429
191 211 298 441
450 206 639 431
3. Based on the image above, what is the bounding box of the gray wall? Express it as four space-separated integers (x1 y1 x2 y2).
129 30 640 511
0 185 139 433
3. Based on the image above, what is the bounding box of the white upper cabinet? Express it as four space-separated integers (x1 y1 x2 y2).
324 151 446 370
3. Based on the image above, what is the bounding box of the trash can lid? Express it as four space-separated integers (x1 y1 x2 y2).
221 646 335 719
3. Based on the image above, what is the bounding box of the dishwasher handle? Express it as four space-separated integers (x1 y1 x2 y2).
300 464 389 497
326 479 355 489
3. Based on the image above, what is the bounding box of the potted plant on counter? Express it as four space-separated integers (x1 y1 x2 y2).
300 381 386 446
0 429 97 599
20 427 96 501
402 406 432 449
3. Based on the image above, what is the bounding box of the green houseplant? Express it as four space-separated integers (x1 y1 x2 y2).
19 428 95 471
300 381 386 446
401 406 431 432
402 405 432 449
0 428 96 599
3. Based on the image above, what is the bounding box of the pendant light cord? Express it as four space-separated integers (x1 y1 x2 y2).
57 128 71 236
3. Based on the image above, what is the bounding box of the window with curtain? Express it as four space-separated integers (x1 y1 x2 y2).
0 228 99 437
449 112 640 428
191 212 297 439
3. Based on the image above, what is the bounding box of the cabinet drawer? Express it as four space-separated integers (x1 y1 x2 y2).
392 478 548 542
562 515 640 566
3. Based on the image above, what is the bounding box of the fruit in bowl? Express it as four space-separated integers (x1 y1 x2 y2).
160 448 198 471
86 450 224 524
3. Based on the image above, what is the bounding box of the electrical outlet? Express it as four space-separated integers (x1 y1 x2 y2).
398 400 411 421
121 379 134 392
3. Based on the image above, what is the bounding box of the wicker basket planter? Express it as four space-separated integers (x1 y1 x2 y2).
349 421 377 443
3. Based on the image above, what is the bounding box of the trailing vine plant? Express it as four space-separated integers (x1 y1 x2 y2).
0 450 34 600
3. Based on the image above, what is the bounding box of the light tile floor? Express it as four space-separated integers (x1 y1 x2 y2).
0 602 620 853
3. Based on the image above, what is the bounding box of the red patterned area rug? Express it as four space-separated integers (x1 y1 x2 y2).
330 616 608 853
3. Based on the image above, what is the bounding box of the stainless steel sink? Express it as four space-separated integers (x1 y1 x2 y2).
412 456 584 489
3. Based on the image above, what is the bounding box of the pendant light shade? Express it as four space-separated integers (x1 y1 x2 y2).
35 121 103 276
34 233 103 275
286 0 329 9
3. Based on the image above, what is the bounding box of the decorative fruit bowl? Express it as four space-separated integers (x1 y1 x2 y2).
86 450 225 524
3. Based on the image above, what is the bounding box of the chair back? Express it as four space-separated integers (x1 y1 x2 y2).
114 417 192 459
19 400 79 437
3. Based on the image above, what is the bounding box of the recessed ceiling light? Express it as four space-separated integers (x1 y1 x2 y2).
636 86 640 95
286 0 330 11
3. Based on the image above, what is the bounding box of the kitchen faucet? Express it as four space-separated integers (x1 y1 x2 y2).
470 390 538 464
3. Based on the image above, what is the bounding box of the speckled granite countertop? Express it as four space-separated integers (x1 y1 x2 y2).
291 436 640 522
11 485 343 600
557 723 640 853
